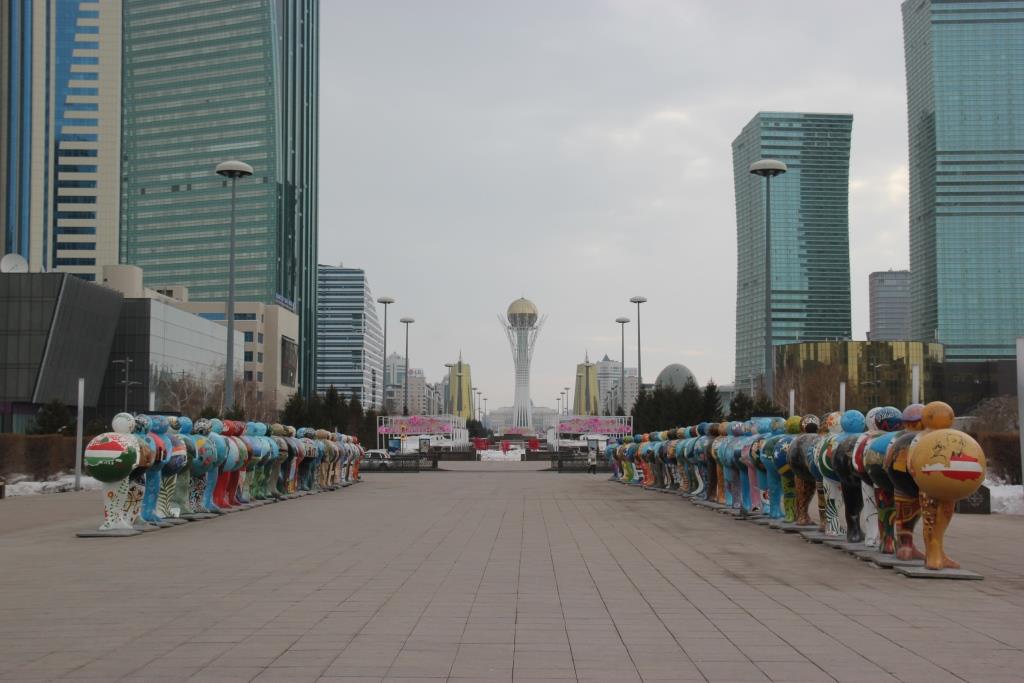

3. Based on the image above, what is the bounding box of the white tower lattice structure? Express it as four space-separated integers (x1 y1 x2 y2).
498 298 545 430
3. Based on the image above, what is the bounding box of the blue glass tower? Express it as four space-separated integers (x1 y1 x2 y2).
732 112 853 393
1 0 120 279
903 0 1024 361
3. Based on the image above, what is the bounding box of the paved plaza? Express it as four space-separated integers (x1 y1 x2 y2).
2 470 1024 683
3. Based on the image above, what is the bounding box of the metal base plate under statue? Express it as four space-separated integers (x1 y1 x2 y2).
859 552 924 568
76 528 142 538
896 565 983 580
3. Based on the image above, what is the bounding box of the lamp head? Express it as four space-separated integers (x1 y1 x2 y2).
615 316 630 324
400 317 414 324
215 160 254 178
749 159 787 178
377 296 395 305
629 296 647 304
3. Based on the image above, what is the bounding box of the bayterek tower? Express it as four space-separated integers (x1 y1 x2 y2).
499 298 545 430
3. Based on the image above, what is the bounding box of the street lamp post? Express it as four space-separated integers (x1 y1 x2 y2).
629 296 647 389
111 356 140 413
377 296 394 411
483 397 487 428
400 317 414 415
557 397 561 416
615 317 630 413
215 160 253 412
472 387 479 421
749 159 787 402
564 387 571 415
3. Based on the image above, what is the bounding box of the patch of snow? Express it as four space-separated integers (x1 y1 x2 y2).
4 472 102 497
479 449 524 462
987 482 1024 515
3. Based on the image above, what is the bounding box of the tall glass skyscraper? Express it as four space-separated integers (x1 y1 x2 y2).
316 265 384 408
732 112 853 392
903 0 1024 361
121 0 319 394
1 0 122 281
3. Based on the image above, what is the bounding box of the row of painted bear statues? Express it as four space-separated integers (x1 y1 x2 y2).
80 412 365 536
605 401 986 571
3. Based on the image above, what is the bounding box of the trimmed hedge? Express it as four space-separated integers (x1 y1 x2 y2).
972 432 1021 485
0 434 77 480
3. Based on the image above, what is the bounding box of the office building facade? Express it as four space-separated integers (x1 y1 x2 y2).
0 273 122 431
1 0 122 280
602 369 638 416
903 0 1024 361
732 112 853 392
97 298 245 419
120 0 319 393
775 340 944 414
316 265 383 407
595 355 623 415
868 270 912 341
177 301 297 412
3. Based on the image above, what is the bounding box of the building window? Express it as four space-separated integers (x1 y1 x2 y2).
243 331 254 342
244 371 253 381
198 312 225 321
257 371 264 382
236 313 257 321
257 352 263 363
244 351 253 362
258 333 264 344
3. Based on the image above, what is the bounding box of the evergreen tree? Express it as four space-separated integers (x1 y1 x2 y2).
467 419 490 439
199 405 219 419
702 381 724 422
323 385 349 430
630 389 649 433
281 393 307 427
751 394 786 417
680 377 703 425
305 393 325 427
728 391 754 421
346 392 364 435
359 408 379 448
30 399 73 434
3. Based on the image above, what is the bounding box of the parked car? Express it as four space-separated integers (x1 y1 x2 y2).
362 450 392 470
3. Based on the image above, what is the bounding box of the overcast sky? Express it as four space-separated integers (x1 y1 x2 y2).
320 0 911 409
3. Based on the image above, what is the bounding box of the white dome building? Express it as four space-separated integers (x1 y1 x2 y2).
655 363 697 391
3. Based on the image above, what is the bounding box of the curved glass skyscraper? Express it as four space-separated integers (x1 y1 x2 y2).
732 112 854 394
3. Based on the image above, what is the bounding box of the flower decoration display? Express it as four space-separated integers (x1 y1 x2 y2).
378 416 455 435
558 416 632 435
